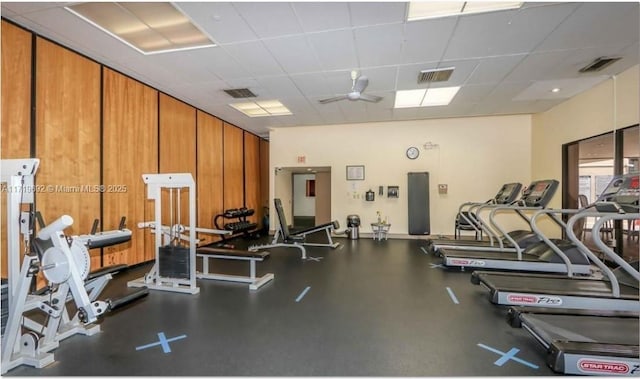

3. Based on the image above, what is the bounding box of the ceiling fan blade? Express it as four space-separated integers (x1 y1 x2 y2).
353 76 369 93
318 95 348 104
358 94 383 103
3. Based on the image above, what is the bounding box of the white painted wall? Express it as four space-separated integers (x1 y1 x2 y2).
293 174 315 216
270 114 532 236
531 65 639 236
532 65 639 206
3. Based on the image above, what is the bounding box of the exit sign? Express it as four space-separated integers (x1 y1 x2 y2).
297 156 306 163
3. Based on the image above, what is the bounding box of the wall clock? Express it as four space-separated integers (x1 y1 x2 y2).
406 146 420 160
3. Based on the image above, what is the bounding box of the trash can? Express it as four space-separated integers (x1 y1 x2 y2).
347 215 361 240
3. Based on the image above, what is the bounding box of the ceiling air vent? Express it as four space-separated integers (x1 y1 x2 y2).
223 88 256 98
418 67 454 83
579 57 621 73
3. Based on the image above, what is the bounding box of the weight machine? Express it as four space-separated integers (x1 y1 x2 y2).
128 173 230 294
1 158 147 374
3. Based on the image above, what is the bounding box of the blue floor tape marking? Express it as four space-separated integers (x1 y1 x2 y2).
446 286 460 304
295 286 311 302
477 343 539 369
430 263 444 269
136 332 187 354
420 247 429 255
307 256 323 261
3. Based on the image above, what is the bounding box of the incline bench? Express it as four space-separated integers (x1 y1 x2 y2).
196 247 274 290
249 198 340 259
272 198 341 248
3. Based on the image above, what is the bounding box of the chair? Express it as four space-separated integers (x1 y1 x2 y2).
454 211 482 240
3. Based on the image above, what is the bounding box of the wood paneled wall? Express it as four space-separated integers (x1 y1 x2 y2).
35 37 102 266
102 68 158 265
244 132 261 227
1 21 32 278
159 94 196 227
196 111 224 243
0 21 269 274
223 123 244 211
260 139 270 219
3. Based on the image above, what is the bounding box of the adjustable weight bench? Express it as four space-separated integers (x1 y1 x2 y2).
271 198 341 248
248 198 308 259
196 247 274 290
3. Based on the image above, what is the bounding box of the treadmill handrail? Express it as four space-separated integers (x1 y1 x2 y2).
488 205 543 259
529 209 582 277
591 213 640 284
564 211 638 298
472 203 510 246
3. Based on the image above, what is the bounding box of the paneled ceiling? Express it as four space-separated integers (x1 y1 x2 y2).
2 2 638 138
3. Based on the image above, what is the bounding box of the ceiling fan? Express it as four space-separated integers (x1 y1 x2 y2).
318 71 383 104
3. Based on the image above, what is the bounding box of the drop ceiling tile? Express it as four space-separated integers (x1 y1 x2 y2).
513 76 608 101
233 2 303 38
536 2 639 52
307 29 358 71
402 17 457 64
358 67 398 92
348 2 407 27
292 2 351 32
466 55 527 85
320 112 347 124
323 70 358 94
263 35 323 74
1 2 63 15
497 99 562 115
451 84 495 104
354 23 404 67
186 48 251 80
443 3 577 60
1 6 16 16
222 41 284 77
256 76 304 98
175 2 258 44
290 73 334 97
504 48 624 83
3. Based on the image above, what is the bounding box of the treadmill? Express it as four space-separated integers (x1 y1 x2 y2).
500 176 640 375
433 180 559 256
472 174 640 312
507 306 639 375
439 180 593 274
426 182 523 252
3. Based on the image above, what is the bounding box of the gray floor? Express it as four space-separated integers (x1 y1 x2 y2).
6 235 557 376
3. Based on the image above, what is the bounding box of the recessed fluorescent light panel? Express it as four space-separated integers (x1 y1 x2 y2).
230 101 292 117
394 87 460 108
408 2 522 21
65 2 215 55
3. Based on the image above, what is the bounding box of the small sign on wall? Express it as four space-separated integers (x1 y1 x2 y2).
297 156 306 163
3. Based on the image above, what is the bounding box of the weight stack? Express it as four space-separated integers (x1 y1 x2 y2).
1 279 8 338
158 245 190 279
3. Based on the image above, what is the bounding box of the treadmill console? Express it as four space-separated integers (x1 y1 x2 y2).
494 182 523 204
520 179 559 207
595 174 639 213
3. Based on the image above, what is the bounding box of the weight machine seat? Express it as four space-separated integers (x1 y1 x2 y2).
197 247 270 260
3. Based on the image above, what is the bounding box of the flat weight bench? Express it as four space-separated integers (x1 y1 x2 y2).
196 247 274 290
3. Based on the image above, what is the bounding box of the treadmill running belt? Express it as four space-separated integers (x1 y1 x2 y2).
480 274 639 299
520 314 639 346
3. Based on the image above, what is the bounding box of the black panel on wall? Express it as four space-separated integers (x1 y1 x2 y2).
408 172 430 235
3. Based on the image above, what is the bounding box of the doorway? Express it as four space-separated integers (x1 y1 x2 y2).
274 167 332 230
